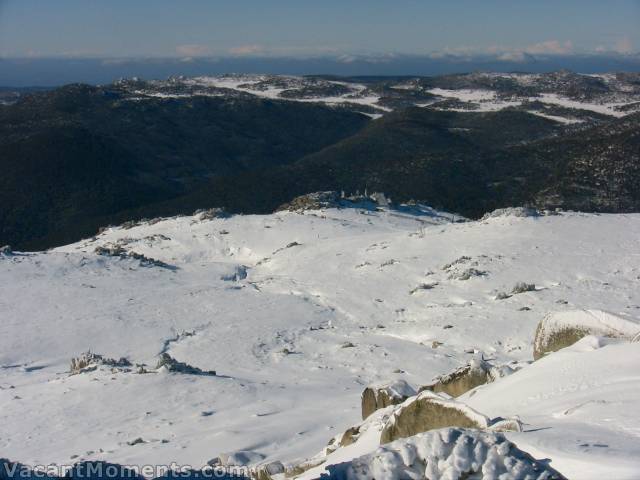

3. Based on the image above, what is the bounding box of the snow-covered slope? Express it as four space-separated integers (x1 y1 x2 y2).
2 205 640 478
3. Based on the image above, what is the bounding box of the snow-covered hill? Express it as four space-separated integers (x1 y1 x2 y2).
118 72 640 123
2 203 640 478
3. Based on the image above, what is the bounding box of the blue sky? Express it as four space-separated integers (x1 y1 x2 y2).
0 0 638 58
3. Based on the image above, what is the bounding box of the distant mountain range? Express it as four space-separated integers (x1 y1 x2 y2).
1 71 639 249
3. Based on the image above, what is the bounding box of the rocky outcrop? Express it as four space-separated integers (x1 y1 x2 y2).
94 245 174 269
361 379 416 420
194 208 231 221
533 309 640 360
252 462 284 480
70 351 132 375
155 353 216 376
379 391 490 444
276 192 342 212
284 459 325 478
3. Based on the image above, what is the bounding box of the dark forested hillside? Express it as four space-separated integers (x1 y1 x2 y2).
0 85 368 249
1 75 639 250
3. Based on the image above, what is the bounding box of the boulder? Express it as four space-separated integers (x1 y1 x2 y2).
361 379 417 420
156 353 216 376
253 461 284 480
533 309 640 360
379 391 490 444
421 358 514 397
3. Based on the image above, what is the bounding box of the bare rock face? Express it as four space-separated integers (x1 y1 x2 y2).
379 391 490 444
533 309 640 360
361 379 417 420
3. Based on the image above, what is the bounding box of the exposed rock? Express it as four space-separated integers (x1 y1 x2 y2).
120 220 140 230
70 351 132 375
409 283 437 294
277 191 342 212
94 245 173 269
155 353 216 376
284 459 325 478
441 256 471 271
361 380 417 420
253 461 285 480
324 428 567 480
195 208 230 221
338 426 361 448
379 391 490 444
533 309 640 360
448 267 486 281
495 281 537 300
511 281 537 294
421 359 494 398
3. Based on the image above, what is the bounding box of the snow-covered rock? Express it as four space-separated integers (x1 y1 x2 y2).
481 207 541 220
324 428 567 480
213 450 266 467
423 356 515 397
533 309 640 360
361 379 417 420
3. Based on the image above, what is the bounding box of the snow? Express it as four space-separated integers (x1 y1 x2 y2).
2 207 640 479
526 110 584 125
426 88 523 112
462 340 640 479
369 379 416 402
180 75 390 112
536 93 629 118
425 85 638 119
